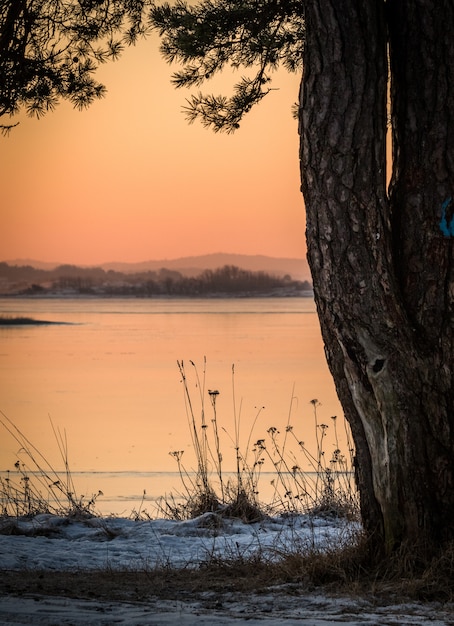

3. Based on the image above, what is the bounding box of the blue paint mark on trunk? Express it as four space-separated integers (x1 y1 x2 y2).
439 197 454 237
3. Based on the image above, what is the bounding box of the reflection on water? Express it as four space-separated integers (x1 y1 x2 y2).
0 297 344 509
0 470 187 517
0 469 355 518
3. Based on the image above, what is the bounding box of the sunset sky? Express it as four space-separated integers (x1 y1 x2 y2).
1 34 304 266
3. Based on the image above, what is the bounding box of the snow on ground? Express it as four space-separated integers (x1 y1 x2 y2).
0 513 453 625
1 591 453 626
0 512 355 571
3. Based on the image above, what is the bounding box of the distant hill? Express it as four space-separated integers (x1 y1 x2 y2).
4 259 62 271
0 258 312 297
5 254 310 281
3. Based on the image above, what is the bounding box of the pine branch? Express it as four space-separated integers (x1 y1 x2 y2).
0 0 152 126
150 0 305 131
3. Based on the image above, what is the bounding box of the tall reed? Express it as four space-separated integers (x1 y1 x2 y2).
160 361 263 521
0 410 101 518
165 362 359 522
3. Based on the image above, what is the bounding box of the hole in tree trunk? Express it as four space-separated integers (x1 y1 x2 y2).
372 358 385 373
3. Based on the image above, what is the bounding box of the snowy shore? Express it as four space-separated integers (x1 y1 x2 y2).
1 512 453 625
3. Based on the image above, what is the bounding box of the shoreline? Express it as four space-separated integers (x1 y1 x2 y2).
0 289 314 299
0 316 72 326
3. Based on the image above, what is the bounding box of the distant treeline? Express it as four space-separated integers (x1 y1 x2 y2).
0 262 312 296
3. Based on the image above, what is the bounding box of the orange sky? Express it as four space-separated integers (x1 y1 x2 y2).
0 34 305 266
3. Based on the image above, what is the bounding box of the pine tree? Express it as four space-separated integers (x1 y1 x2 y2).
0 0 149 133
150 0 454 557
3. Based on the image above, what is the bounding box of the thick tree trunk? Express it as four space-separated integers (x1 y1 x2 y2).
300 0 454 554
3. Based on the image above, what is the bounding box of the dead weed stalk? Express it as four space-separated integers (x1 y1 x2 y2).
163 361 359 523
0 410 101 519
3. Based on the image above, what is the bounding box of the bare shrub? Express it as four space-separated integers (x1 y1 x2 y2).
164 360 359 522
0 410 101 520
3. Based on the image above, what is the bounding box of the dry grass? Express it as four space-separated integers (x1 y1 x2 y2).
159 360 359 523
0 410 101 518
0 361 359 523
1 536 453 604
1 362 453 605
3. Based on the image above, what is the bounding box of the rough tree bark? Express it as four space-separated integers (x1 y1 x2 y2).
300 0 454 554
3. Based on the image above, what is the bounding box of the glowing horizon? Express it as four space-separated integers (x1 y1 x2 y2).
1 35 305 267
